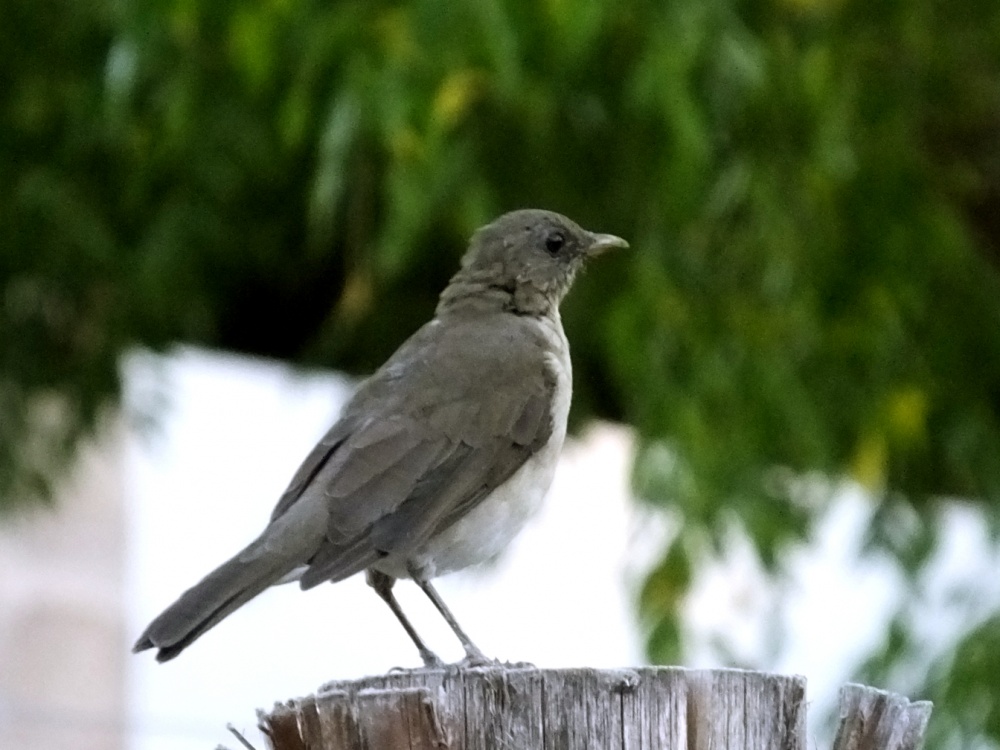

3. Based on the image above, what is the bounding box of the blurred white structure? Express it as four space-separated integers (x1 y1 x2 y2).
0 418 127 750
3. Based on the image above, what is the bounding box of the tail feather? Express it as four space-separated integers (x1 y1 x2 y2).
133 543 298 662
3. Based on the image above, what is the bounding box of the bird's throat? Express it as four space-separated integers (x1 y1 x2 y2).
437 277 558 318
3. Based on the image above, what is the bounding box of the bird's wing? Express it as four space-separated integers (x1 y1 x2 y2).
266 315 559 589
268 419 353 523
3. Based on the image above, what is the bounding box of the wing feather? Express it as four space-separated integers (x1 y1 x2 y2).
265 314 561 590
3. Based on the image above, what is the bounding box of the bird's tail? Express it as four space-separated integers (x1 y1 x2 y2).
132 541 300 662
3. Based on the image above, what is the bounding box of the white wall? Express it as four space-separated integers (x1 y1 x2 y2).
0 417 126 750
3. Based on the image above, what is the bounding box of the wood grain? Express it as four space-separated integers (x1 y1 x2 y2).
260 667 925 750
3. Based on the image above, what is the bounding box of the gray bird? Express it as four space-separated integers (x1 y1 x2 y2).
133 209 628 665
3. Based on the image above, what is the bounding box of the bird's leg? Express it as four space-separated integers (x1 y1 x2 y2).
366 570 444 668
410 572 492 666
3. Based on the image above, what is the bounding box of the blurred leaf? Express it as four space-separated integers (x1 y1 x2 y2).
647 614 683 666
639 539 692 623
934 616 1000 745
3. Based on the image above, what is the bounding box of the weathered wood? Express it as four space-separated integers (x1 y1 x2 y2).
831 683 933 750
261 667 931 750
261 666 810 749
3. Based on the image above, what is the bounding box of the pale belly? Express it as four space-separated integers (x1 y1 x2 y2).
376 348 571 581
401 437 561 578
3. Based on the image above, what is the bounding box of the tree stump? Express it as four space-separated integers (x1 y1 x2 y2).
260 666 931 750
832 683 932 750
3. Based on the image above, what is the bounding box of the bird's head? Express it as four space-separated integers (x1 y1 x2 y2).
442 209 628 317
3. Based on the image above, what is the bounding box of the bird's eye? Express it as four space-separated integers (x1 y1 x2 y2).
545 232 565 255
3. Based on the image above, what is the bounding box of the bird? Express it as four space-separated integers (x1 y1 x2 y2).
133 208 628 666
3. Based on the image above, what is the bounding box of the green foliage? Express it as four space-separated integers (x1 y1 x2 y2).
858 602 1000 748
934 616 1000 748
1 0 124 504
638 533 695 665
4 0 1000 742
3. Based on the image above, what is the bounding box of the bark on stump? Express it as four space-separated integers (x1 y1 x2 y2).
260 666 931 750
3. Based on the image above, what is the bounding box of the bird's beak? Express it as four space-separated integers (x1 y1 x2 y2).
586 232 630 256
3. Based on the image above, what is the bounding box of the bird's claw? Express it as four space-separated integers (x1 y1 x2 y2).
501 659 536 669
420 653 447 670
459 651 500 669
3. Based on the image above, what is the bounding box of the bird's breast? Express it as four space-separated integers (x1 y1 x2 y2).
380 332 572 580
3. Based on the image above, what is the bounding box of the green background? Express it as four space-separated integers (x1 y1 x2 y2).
3 0 1000 745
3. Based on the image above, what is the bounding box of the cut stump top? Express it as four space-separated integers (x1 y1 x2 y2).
259 666 929 750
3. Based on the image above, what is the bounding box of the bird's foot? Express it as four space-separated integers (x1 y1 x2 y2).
458 648 500 669
387 647 447 672
501 659 536 669
388 654 447 673
419 651 447 670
